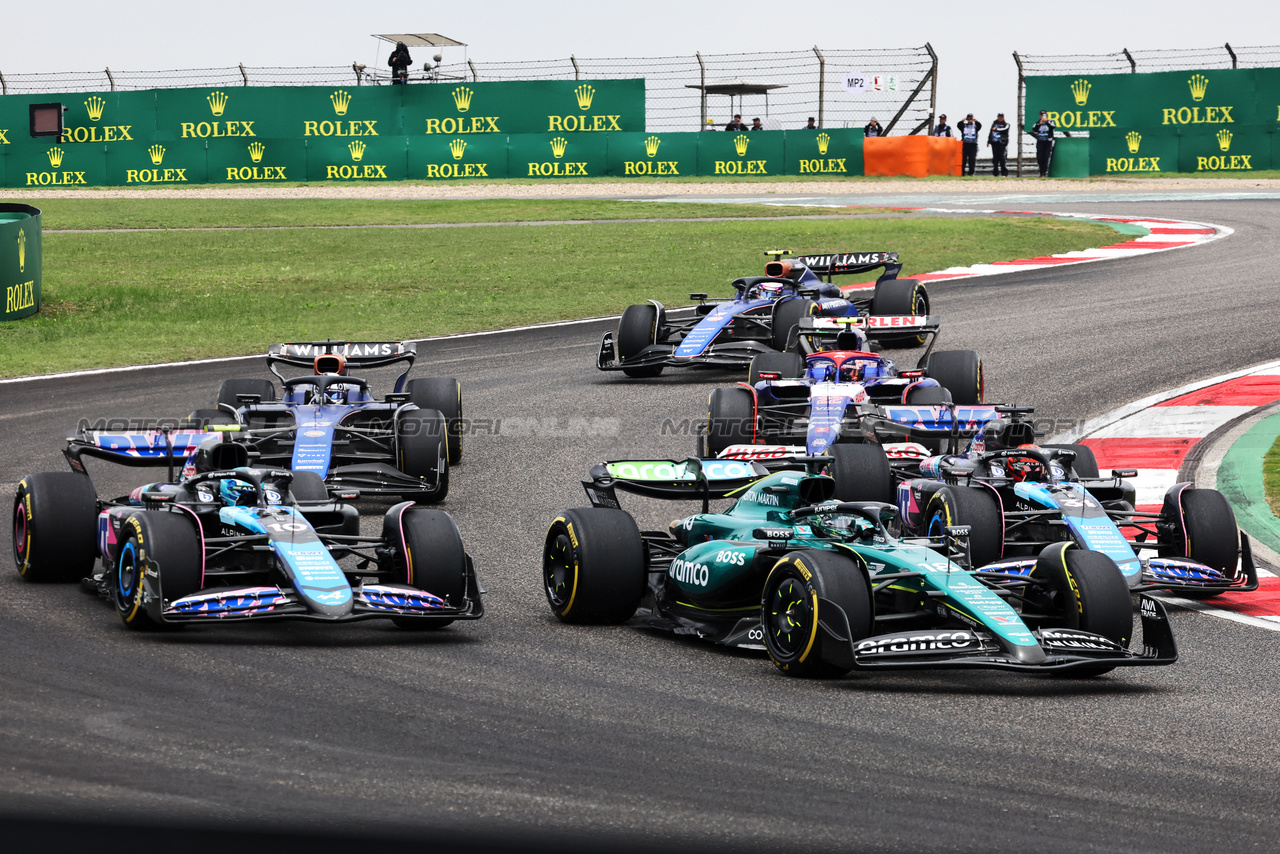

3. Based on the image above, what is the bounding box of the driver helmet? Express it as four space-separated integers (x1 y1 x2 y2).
1006 444 1046 483
753 281 784 299
839 359 869 383
218 474 259 506
323 384 348 405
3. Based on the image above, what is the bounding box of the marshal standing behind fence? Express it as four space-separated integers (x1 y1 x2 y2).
957 113 981 176
931 114 951 137
1032 110 1055 177
987 112 1010 177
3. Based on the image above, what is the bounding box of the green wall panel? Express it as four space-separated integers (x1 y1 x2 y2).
696 130 785 177
783 129 864 176
606 132 697 177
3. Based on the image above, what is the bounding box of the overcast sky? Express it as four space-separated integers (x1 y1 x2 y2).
5 0 1280 134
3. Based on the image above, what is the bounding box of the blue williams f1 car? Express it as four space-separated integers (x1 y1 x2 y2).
12 429 483 629
196 341 462 501
543 457 1175 678
597 251 930 377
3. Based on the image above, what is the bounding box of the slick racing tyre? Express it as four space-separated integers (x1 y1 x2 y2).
216 378 276 409
406 377 464 465
397 409 449 501
543 508 646 624
924 350 983 405
113 511 203 630
923 486 1003 569
1042 443 1100 480
13 472 98 583
706 387 756 456
825 444 893 503
382 504 467 629
1161 487 1240 595
870 279 928 347
748 352 806 386
616 303 664 378
763 550 872 678
1025 543 1132 676
770 298 817 352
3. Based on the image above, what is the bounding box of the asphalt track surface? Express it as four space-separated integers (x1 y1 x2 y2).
4 195 1280 853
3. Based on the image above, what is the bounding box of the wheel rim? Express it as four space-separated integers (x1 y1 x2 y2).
13 499 29 566
544 530 575 610
766 574 816 659
118 542 139 602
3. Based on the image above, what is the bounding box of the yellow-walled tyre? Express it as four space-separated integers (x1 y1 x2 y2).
543 508 645 624
112 511 202 630
763 549 872 678
13 472 98 583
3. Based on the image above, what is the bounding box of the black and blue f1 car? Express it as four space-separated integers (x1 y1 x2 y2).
197 341 462 501
597 251 930 377
12 429 483 630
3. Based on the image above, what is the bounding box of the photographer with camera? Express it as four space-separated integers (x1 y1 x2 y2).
388 41 412 85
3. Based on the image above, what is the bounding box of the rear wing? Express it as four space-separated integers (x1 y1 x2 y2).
871 404 1002 450
267 341 416 390
767 251 902 283
63 429 213 482
583 459 767 507
794 315 942 363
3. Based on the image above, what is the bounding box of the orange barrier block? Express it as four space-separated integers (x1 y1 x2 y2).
863 136 961 177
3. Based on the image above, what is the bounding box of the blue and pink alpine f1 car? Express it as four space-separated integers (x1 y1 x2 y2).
12 428 483 630
597 251 930 377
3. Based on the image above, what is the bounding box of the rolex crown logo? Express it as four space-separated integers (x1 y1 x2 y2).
816 132 831 156
47 147 65 168
148 144 166 165
348 140 366 161
18 229 25 274
550 136 569 158
574 84 596 111
84 95 106 122
248 141 266 163
207 91 229 116
1125 131 1141 154
452 86 473 113
1070 78 1091 107
1189 74 1209 102
644 136 661 157
449 138 467 160
331 89 352 116
1217 128 1232 152
733 134 750 156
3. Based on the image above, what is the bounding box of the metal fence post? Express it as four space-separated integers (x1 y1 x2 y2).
1123 49 1136 72
239 63 249 86
813 46 825 128
696 51 706 130
469 60 478 82
885 43 935 135
1013 51 1024 177
1 71 7 96
1226 43 1238 69
571 55 580 80
105 67 115 91
927 42 937 132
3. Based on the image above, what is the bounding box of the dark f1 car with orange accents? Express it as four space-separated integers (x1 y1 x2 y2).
542 456 1176 678
194 341 462 501
13 429 483 630
597 251 931 377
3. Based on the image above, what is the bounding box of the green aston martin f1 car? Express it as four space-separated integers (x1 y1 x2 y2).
542 458 1176 678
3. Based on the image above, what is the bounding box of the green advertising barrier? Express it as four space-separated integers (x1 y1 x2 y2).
4 140 108 188
1048 137 1089 177
408 134 510 180
1027 68 1261 131
1 204 40 322
1088 129 1179 176
606 132 697 177
305 136 408 182
783 128 864 176
207 138 306 184
508 133 609 179
402 79 644 137
104 139 209 186
697 130 785 177
1178 125 1271 174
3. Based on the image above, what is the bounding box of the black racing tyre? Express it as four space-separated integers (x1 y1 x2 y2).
763 549 873 678
924 350 984 405
825 443 893 503
617 303 664 378
870 278 928 347
770 298 817 352
288 471 330 504
706 387 756 456
1176 489 1240 590
216 378 276 409
13 472 99 583
397 409 449 501
748 351 806 386
923 486 1003 569
1025 543 1133 676
543 508 646 624
903 384 952 405
1042 443 1100 480
113 511 203 630
382 505 467 628
405 377 464 464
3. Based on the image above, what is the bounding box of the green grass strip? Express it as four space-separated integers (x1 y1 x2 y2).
0 211 1113 377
